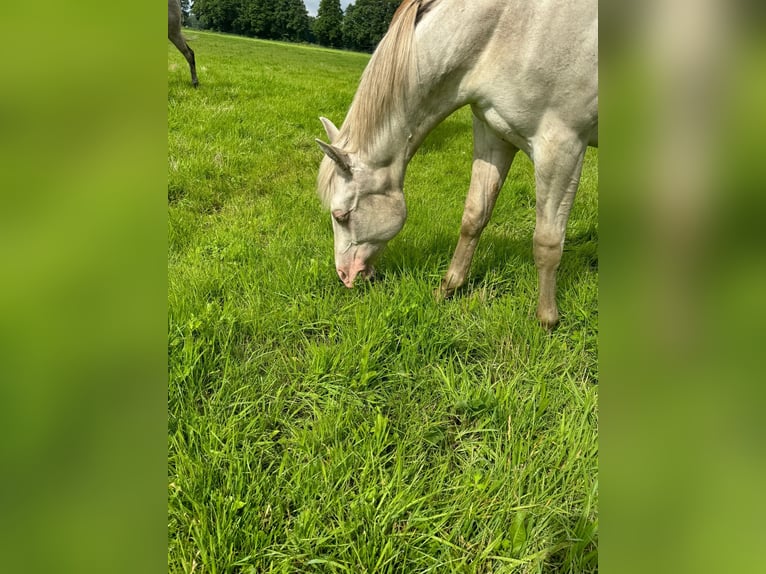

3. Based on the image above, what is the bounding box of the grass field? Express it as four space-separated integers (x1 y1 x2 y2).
168 29 598 573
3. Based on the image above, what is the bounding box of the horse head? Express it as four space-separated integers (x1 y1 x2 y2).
316 117 407 288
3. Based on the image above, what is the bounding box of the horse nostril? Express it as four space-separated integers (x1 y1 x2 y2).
337 269 347 282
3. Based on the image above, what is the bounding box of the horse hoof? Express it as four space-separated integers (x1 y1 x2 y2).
536 309 559 332
434 285 454 301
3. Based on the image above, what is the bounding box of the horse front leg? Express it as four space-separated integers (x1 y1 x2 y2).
169 32 198 87
439 117 516 298
185 45 198 87
531 129 588 330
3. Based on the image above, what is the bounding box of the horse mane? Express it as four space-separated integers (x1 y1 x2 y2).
317 0 426 208
340 0 423 153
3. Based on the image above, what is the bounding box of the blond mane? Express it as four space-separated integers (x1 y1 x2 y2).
317 0 426 208
340 0 422 153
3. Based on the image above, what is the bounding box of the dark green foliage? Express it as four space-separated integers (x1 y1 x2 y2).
344 0 402 52
193 0 311 42
191 0 403 50
313 0 344 47
193 0 241 33
278 0 311 41
180 0 192 24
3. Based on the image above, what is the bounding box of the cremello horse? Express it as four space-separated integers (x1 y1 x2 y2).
316 0 597 328
168 0 199 87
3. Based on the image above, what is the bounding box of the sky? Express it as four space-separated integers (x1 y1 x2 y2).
304 1 354 17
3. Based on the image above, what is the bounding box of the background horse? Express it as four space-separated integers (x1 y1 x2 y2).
168 0 198 87
316 0 597 329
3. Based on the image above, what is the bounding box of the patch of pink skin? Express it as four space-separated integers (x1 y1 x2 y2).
337 262 374 288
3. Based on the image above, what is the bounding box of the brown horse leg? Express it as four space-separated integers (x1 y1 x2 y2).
531 128 587 330
439 116 516 298
169 33 198 87
184 44 198 87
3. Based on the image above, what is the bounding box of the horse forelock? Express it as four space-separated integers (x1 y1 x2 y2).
338 0 426 154
317 155 335 210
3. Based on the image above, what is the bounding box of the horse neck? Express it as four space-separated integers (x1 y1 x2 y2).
341 65 466 179
339 1 470 177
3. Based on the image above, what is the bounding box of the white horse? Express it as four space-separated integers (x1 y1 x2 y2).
316 0 597 329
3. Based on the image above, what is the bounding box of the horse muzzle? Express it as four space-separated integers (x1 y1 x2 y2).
337 263 375 288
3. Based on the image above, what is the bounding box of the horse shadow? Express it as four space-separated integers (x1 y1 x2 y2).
378 225 598 297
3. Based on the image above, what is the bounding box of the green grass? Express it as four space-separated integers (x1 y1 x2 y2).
169 30 598 573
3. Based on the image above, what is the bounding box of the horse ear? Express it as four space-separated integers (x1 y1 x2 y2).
319 117 340 143
316 139 351 174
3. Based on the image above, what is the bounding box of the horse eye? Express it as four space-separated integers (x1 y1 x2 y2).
332 209 350 223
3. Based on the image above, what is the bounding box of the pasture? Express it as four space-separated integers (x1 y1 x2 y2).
168 29 598 573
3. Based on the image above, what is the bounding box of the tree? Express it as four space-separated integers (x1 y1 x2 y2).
194 0 310 41
313 0 344 48
180 0 192 24
238 0 276 37
342 2 360 49
306 15 317 43
193 0 242 33
342 0 401 52
280 0 311 42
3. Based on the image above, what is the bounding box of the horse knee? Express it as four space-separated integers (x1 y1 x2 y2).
461 203 490 237
533 230 563 269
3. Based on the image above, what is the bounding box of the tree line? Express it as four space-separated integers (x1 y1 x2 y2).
186 0 403 52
